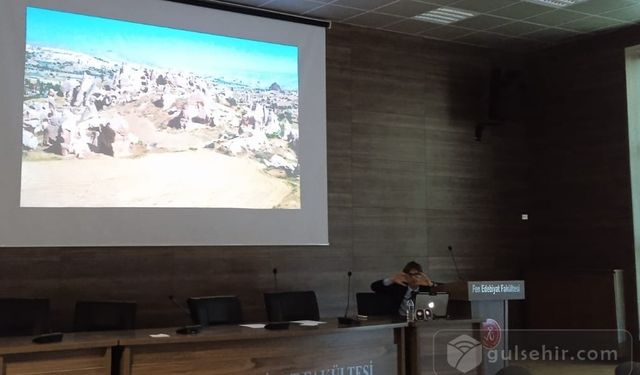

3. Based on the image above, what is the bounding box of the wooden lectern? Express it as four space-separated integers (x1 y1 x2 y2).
435 280 525 375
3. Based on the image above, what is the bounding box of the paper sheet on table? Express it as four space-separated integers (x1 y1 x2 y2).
291 320 327 326
149 334 171 338
240 324 267 329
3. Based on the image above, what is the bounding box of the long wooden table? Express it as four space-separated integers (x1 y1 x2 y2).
0 318 481 375
118 320 405 375
0 332 117 375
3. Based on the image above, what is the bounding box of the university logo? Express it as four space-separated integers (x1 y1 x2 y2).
481 318 502 350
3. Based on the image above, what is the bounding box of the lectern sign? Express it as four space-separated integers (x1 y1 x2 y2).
467 280 525 301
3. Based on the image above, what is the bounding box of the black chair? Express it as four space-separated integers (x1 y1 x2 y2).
73 300 137 332
495 365 533 375
264 291 320 322
616 362 640 375
0 298 50 337
187 296 243 326
356 292 396 316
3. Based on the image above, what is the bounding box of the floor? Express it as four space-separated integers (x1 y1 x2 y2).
512 360 618 375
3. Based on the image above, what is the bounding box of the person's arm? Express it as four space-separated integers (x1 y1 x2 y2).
370 279 389 293
371 273 409 293
414 272 437 292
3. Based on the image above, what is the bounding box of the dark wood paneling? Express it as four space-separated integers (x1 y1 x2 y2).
527 25 640 335
0 23 529 330
352 207 428 258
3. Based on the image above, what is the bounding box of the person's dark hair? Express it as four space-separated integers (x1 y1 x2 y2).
402 261 423 274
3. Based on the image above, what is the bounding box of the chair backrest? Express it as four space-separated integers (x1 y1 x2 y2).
495 365 533 375
187 296 243 326
356 292 396 316
264 291 319 322
73 300 137 332
0 298 50 337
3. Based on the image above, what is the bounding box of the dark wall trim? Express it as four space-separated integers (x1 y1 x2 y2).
162 0 331 28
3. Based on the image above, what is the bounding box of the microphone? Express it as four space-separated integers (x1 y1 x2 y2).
168 295 191 316
448 245 463 281
344 271 352 318
169 295 202 335
338 270 359 326
273 267 278 291
32 332 63 344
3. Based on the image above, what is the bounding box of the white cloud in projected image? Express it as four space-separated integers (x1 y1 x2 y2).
21 6 301 209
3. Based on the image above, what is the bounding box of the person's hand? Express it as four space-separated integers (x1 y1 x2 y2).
412 272 434 287
390 273 409 286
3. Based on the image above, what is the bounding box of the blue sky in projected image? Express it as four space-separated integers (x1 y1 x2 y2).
26 7 299 90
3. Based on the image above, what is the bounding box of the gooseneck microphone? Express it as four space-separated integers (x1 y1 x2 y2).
344 271 352 318
168 295 190 316
169 295 202 335
448 245 463 281
273 267 278 291
338 270 359 325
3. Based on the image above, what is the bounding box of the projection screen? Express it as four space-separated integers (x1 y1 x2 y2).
0 0 328 246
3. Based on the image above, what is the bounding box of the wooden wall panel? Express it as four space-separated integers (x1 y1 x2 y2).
527 25 640 335
352 207 428 259
0 24 530 330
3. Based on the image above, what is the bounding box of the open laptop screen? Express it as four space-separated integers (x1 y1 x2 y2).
415 292 449 318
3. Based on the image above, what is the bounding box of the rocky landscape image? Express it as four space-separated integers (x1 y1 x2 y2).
21 7 300 208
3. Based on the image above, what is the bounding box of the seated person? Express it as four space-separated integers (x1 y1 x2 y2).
371 261 437 316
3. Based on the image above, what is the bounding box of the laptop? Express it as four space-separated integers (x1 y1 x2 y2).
415 292 449 318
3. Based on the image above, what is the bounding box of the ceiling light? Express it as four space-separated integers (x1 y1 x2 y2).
523 0 589 8
413 7 476 25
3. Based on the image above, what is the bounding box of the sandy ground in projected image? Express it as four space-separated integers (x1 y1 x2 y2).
20 150 299 208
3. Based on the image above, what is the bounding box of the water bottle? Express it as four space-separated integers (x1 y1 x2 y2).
406 299 415 322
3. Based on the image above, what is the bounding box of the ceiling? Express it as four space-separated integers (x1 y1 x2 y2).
220 0 640 50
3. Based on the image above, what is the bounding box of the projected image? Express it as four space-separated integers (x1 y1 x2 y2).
20 7 300 208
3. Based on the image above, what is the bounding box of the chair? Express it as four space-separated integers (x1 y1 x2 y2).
495 365 533 375
264 291 319 322
0 298 50 337
73 300 137 332
187 296 243 326
356 292 396 316
616 362 640 375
